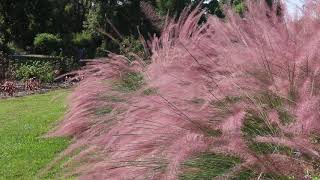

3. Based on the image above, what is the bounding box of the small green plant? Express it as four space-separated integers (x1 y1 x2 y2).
34 33 62 55
233 0 246 15
15 61 54 83
115 72 144 92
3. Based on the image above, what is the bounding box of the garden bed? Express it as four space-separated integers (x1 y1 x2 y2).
0 81 73 99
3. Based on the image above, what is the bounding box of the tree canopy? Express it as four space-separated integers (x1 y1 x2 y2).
0 0 277 55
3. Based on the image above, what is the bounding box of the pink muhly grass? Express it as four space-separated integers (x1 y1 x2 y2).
47 1 320 179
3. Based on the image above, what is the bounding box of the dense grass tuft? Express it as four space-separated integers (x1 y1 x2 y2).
242 111 279 138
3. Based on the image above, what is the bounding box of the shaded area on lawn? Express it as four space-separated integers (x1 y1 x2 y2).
0 90 70 179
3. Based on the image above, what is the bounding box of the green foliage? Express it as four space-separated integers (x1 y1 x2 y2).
72 32 96 58
204 0 225 18
155 0 225 18
95 47 109 57
156 0 175 15
72 32 93 48
83 3 101 36
0 90 70 179
57 56 80 73
120 36 149 61
7 42 25 54
0 0 86 49
242 110 279 138
233 170 294 180
33 33 62 55
248 142 294 155
156 0 190 16
15 61 54 83
233 0 246 15
254 91 295 125
180 152 241 179
115 72 144 92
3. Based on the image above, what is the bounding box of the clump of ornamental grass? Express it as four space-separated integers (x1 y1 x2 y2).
48 1 320 179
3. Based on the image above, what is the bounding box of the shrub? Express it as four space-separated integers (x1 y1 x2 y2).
72 32 96 59
57 56 80 73
1 81 16 96
95 47 109 57
120 36 149 62
156 0 188 16
7 42 25 54
24 78 40 91
34 33 62 55
15 61 54 83
233 0 246 15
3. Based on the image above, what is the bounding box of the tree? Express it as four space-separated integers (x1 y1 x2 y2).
0 0 87 51
156 0 190 16
83 1 157 51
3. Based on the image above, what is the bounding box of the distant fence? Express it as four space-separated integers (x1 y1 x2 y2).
8 54 61 62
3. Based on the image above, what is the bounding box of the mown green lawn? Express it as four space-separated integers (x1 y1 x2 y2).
0 90 70 180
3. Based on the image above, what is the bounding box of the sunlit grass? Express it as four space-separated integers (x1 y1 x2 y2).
0 90 70 180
